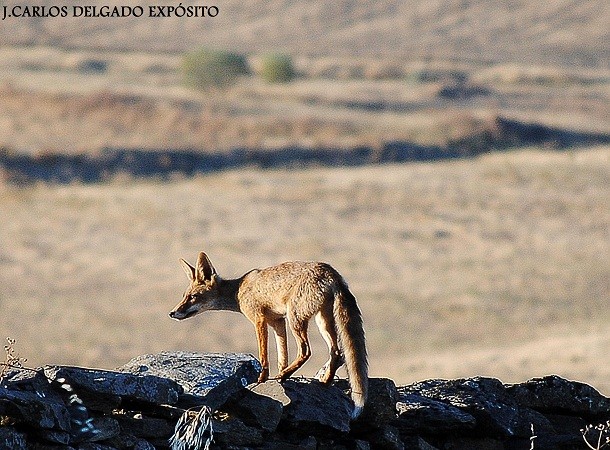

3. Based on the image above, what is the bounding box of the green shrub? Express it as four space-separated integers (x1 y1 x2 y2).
182 48 249 90
260 53 295 83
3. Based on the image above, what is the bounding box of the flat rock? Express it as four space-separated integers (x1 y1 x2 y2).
394 393 477 433
1 368 49 390
249 379 292 406
119 352 261 409
281 378 353 435
505 375 610 418
43 365 182 405
399 377 551 438
335 378 398 429
225 381 284 432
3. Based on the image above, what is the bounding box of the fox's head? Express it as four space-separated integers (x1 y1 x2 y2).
169 252 221 320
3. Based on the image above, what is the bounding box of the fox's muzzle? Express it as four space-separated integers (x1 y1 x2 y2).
169 310 189 320
169 307 199 320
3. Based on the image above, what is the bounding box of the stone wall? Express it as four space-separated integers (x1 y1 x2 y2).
1 352 609 449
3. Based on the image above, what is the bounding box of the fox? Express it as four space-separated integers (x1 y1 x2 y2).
169 251 368 419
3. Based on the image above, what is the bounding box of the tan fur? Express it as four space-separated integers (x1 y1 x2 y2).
169 251 368 419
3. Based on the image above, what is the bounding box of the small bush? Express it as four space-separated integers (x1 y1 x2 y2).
78 59 108 74
260 53 295 83
182 48 249 90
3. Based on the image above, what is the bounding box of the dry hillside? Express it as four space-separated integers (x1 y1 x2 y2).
1 0 608 68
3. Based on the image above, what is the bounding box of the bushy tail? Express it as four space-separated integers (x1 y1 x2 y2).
333 278 368 419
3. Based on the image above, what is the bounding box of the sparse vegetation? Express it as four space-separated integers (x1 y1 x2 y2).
182 48 249 90
0 337 27 383
259 53 295 83
582 421 610 450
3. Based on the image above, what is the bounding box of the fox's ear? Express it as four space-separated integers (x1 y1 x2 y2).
196 251 216 282
180 258 196 282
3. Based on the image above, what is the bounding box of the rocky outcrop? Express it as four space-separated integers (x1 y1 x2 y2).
1 352 609 449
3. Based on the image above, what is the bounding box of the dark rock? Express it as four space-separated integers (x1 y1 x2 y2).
0 426 27 450
531 433 586 450
34 428 71 445
84 417 121 442
106 435 154 450
43 365 182 405
119 352 261 409
354 440 371 450
237 378 353 435
398 377 552 438
114 414 174 439
1 368 68 409
441 437 504 449
281 378 352 435
78 443 118 450
544 414 588 436
262 435 318 450
335 378 399 429
4 353 610 450
505 375 610 418
72 389 121 414
103 432 139 449
394 393 477 433
0 386 71 431
213 416 264 447
365 425 404 450
299 435 319 449
317 440 348 450
133 439 156 450
224 381 284 432
400 436 439 450
1 368 51 392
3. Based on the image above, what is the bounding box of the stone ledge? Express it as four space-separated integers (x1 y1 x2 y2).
1 352 608 450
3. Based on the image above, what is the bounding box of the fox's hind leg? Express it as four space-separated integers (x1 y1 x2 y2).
277 317 311 380
269 318 288 374
314 310 344 385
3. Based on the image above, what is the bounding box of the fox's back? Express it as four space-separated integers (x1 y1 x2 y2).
237 261 340 316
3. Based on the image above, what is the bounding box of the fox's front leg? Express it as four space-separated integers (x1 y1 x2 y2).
255 317 269 383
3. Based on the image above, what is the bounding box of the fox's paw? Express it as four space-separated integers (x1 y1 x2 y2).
257 368 269 383
315 363 329 380
315 363 335 385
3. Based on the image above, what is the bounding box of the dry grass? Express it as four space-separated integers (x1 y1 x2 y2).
1 147 608 393
1 0 608 68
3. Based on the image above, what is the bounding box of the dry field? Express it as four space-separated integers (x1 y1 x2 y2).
1 46 608 156
1 0 608 67
1 147 609 393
